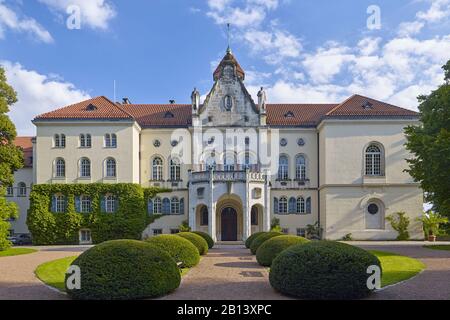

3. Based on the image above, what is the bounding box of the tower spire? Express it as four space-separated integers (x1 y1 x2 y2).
226 23 231 53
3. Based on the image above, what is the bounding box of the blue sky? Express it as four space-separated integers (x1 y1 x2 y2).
1 0 449 135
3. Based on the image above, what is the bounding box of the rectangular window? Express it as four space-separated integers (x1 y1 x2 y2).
6 186 13 197
80 229 92 244
81 197 92 213
153 229 163 236
282 228 289 234
170 229 180 234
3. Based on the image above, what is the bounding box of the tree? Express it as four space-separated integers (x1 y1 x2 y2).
405 60 450 217
0 66 24 250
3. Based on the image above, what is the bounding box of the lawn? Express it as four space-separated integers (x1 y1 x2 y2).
0 247 37 257
370 250 425 287
35 256 191 292
423 245 450 251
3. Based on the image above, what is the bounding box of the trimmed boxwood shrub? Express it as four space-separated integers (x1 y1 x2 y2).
192 231 214 249
269 241 382 300
250 232 283 254
27 184 167 245
146 234 200 267
245 231 266 249
256 235 309 266
66 239 180 300
177 232 208 255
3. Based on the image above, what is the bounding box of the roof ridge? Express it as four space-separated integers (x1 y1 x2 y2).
325 94 356 116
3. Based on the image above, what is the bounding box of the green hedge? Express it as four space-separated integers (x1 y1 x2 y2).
245 231 266 249
256 235 309 266
177 232 208 255
27 184 165 245
192 231 214 249
146 234 200 267
66 240 180 300
269 241 382 299
250 232 283 255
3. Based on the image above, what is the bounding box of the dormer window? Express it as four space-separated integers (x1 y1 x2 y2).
164 111 174 118
86 104 97 111
284 111 295 118
224 95 233 111
362 101 374 109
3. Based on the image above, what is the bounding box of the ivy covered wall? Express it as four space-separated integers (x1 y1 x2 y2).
27 184 168 245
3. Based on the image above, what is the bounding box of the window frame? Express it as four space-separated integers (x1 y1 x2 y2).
105 158 117 178
79 157 91 178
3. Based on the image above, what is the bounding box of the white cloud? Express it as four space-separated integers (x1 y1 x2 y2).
207 6 266 27
0 1 53 43
416 0 450 22
2 61 91 135
397 21 425 37
39 0 116 30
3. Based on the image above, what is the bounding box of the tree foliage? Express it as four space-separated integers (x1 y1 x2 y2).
0 66 24 250
405 60 450 217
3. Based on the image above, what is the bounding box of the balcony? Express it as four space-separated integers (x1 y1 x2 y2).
272 179 310 189
148 180 186 189
190 169 266 184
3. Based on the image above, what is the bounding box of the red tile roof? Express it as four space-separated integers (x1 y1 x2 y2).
34 96 133 121
266 104 338 126
120 104 192 127
14 136 33 167
326 94 418 117
34 94 418 128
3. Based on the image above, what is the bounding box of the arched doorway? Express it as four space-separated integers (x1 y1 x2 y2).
221 207 238 241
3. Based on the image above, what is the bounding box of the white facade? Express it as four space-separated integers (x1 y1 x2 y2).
9 49 424 241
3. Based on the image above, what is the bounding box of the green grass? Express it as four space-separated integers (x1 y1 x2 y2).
35 256 77 291
423 245 450 251
0 247 37 257
35 256 191 292
370 250 425 287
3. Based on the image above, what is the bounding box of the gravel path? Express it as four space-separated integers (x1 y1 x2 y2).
162 245 289 300
0 246 88 300
0 242 449 300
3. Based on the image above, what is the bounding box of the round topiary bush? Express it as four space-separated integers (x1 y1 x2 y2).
65 239 181 300
256 235 309 266
250 232 283 254
192 231 215 249
245 231 266 248
177 232 208 255
146 234 200 268
269 241 382 300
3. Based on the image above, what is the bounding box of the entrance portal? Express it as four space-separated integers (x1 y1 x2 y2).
221 207 238 241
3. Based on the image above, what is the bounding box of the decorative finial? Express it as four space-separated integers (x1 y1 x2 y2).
226 23 231 54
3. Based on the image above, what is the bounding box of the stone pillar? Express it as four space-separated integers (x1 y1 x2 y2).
208 169 217 241
188 170 196 231
243 169 250 240
263 172 271 231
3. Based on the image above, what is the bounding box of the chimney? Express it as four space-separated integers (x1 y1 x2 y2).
122 97 131 104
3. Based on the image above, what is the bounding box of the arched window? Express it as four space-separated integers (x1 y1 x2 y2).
60 134 66 148
105 158 116 177
279 197 288 214
171 197 180 214
169 158 181 181
200 206 208 226
162 198 171 214
365 144 383 176
18 182 26 197
80 134 85 147
296 197 305 214
152 157 163 180
224 154 235 171
54 134 60 147
278 155 289 180
80 158 91 177
55 158 65 178
153 197 162 214
104 134 111 147
251 206 258 225
53 194 66 213
86 134 92 147
105 194 117 213
6 186 13 196
80 195 92 213
111 134 117 148
295 155 306 180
